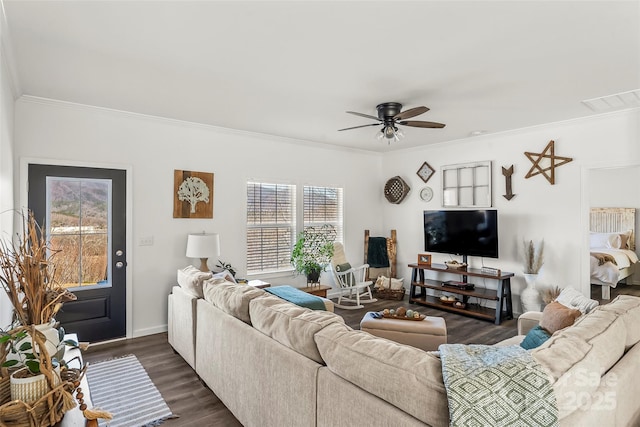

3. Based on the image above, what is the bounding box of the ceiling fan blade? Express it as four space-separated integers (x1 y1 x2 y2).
393 106 429 120
346 111 381 121
338 123 381 131
399 120 446 128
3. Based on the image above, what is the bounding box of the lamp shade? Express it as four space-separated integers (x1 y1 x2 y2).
186 233 220 272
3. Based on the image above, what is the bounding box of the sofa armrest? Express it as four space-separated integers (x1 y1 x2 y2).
518 311 543 336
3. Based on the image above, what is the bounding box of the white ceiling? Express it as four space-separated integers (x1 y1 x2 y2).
3 1 639 152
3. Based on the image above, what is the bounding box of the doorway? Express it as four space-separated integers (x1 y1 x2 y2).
28 164 127 342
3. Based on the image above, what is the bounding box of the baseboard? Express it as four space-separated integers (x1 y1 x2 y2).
133 324 168 338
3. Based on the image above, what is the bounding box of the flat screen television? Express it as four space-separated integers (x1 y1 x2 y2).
423 209 499 259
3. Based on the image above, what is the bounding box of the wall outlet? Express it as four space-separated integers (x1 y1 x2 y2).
139 236 154 246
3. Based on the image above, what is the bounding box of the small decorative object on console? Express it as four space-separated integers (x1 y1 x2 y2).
453 301 467 309
442 280 475 290
417 253 432 266
444 260 467 271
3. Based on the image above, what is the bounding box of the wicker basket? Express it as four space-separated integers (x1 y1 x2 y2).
373 287 406 301
384 176 410 204
0 325 81 427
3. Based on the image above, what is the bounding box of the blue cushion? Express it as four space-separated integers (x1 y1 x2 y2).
520 325 551 350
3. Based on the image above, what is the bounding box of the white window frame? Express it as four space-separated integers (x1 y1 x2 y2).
246 182 344 276
246 182 296 275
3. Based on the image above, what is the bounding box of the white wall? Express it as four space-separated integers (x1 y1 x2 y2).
13 97 384 337
0 15 16 328
382 109 640 313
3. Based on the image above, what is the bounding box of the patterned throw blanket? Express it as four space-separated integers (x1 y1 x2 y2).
591 252 618 266
439 344 558 427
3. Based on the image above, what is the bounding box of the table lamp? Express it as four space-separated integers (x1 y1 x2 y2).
186 233 220 272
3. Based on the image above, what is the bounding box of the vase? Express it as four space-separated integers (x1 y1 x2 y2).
6 321 62 364
10 366 61 402
521 273 542 312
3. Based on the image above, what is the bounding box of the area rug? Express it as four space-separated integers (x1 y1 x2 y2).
86 354 175 427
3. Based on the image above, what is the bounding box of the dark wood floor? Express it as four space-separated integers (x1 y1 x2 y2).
82 295 519 426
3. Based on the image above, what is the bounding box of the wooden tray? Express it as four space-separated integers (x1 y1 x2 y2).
439 299 458 305
382 313 426 321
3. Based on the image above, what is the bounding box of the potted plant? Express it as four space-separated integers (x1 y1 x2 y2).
1 325 78 402
521 238 544 312
290 225 337 284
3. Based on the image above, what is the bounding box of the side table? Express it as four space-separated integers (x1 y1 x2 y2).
300 285 332 298
248 280 271 289
59 334 92 427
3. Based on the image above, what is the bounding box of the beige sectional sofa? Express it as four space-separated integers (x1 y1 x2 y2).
168 281 640 427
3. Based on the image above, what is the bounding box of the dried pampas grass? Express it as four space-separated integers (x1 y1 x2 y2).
541 285 562 304
522 239 544 274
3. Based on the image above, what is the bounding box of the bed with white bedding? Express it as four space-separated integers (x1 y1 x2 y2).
590 208 637 299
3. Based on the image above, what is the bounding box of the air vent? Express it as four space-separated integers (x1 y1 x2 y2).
582 89 640 112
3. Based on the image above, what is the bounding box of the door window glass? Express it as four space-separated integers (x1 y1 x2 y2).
46 177 112 288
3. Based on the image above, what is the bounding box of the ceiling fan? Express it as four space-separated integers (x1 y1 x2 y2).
338 102 445 142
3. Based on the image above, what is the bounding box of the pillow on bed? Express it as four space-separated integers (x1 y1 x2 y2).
589 232 622 249
619 230 632 249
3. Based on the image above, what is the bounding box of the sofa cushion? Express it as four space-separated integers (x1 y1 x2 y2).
520 325 551 350
202 281 265 324
598 294 640 350
315 322 449 426
533 306 626 419
177 265 213 298
249 294 344 363
539 301 581 334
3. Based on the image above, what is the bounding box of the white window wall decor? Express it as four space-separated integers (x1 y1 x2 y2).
442 161 492 207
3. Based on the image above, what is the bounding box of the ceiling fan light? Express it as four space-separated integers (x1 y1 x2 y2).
395 127 404 140
383 125 396 139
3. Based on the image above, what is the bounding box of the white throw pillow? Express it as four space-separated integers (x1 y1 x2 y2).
555 286 599 314
177 265 213 298
589 232 622 249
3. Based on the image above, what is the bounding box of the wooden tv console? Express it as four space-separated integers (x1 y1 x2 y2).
408 263 514 325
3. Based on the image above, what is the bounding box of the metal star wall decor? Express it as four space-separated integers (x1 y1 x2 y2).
524 140 573 185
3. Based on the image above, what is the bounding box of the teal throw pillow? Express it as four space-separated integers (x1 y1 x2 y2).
520 325 551 350
335 263 355 287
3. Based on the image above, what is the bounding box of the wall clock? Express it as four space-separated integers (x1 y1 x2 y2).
420 186 434 202
417 162 435 183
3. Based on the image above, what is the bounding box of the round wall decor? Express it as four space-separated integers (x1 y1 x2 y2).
420 186 434 202
384 176 410 204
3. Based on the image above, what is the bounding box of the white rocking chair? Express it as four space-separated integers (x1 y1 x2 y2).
331 242 377 310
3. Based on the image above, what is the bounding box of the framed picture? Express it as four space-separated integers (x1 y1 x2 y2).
173 170 214 218
417 253 432 266
417 162 435 183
